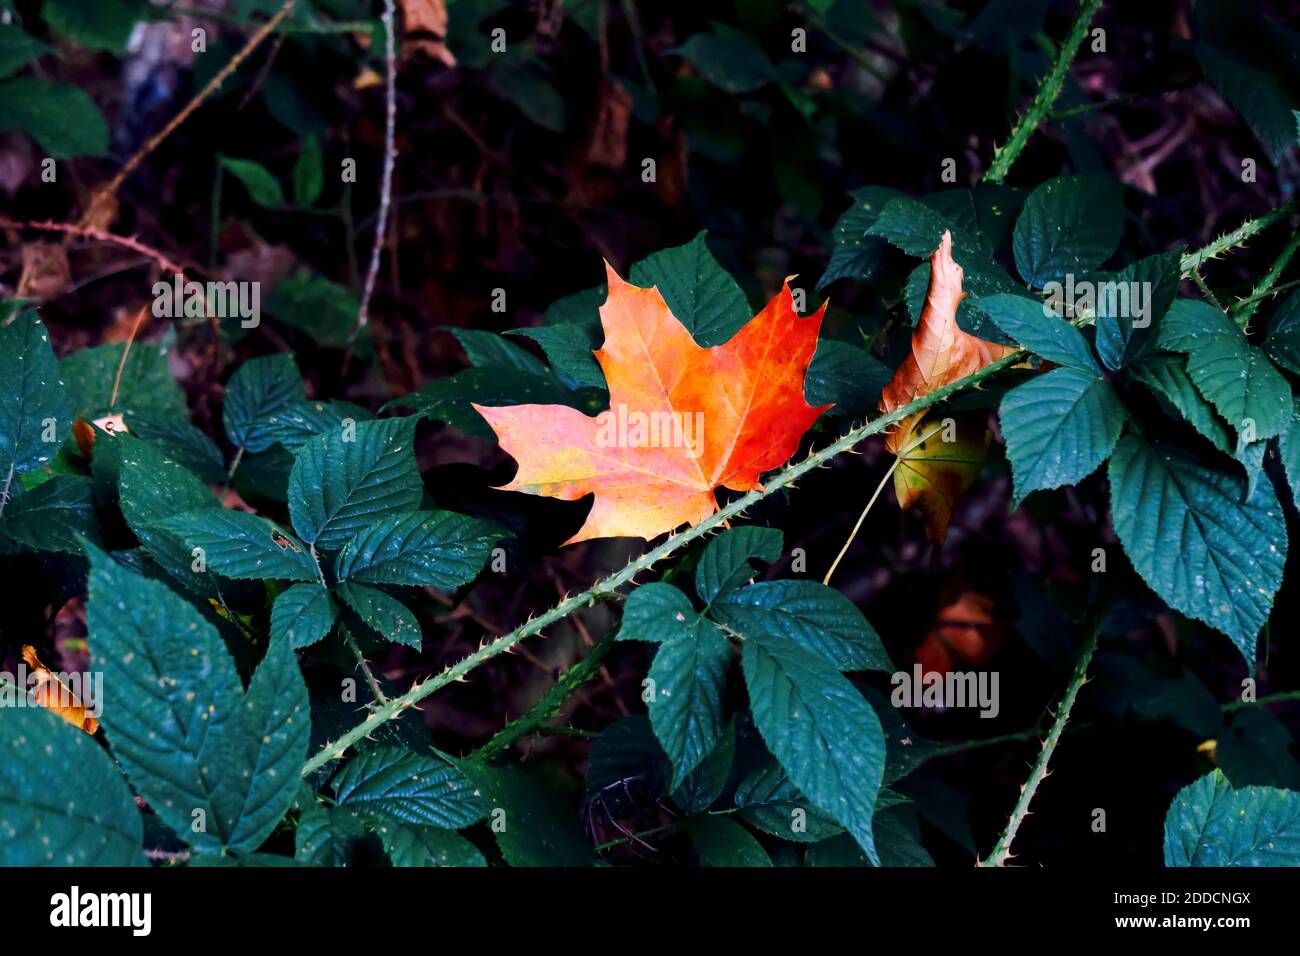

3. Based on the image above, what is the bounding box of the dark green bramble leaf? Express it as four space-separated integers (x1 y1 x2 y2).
816 806 935 867
1108 435 1286 664
1164 769 1300 866
687 816 772 866
43 0 148 52
977 292 1097 371
0 24 50 78
394 367 598 440
817 186 900 290
333 510 505 591
490 60 566 130
542 284 605 334
223 354 306 453
0 706 143 866
1158 300 1291 443
61 339 186 419
672 721 736 814
447 328 551 376
0 77 109 157
116 439 222 595
258 400 375 451
234 446 294 502
1217 708 1300 790
1092 654 1223 738
86 548 310 855
0 474 101 553
1278 402 1300 502
288 416 424 552
123 411 226 483
295 805 368 866
1011 174 1125 288
270 583 336 649
673 22 775 95
376 824 486 867
0 310 72 476
999 367 1126 507
741 629 886 863
1130 354 1233 454
1264 290 1300 375
220 157 285 208
629 231 752 346
585 714 671 798
509 325 606 391
805 339 892 419
460 762 595 867
869 195 981 259
335 581 422 648
712 580 891 672
1194 41 1299 164
646 612 733 790
1234 440 1267 500
267 272 361 348
163 509 319 581
1092 250 1183 371
332 748 488 830
293 133 324 207
734 760 843 843
618 582 703 644
695 526 783 604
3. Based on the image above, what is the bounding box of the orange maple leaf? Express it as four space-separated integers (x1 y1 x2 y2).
879 231 1015 541
475 264 830 543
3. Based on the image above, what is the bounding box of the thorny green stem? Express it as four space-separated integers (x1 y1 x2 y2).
1188 269 1224 312
983 0 1104 184
1179 200 1300 277
300 348 1026 776
474 637 616 760
343 623 388 706
976 613 1103 867
1233 228 1300 330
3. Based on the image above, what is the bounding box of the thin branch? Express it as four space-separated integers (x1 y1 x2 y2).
0 464 15 520
110 307 150 408
983 0 1104 184
301 347 1026 777
0 217 186 275
351 0 398 344
976 612 1102 867
80 0 300 228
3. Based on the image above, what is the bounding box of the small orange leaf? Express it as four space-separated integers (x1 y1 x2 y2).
20 646 99 734
915 589 1003 677
71 413 129 459
879 231 1014 541
476 264 830 543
